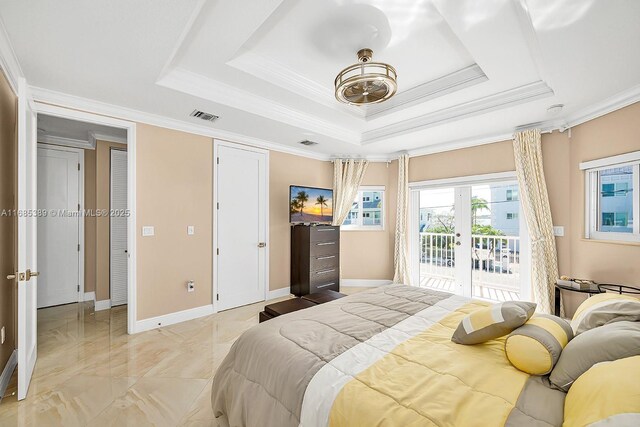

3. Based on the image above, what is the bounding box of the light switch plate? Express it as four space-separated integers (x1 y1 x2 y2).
187 226 195 235
553 226 565 237
142 226 155 237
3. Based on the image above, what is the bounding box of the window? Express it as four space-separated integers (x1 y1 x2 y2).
582 152 640 242
342 186 385 230
506 212 518 220
506 189 519 201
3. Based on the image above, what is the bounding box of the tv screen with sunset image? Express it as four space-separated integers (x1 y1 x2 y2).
289 185 334 224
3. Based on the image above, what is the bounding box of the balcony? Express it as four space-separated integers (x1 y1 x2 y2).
418 232 521 302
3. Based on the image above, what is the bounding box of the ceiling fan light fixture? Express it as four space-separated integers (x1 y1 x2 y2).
334 48 397 106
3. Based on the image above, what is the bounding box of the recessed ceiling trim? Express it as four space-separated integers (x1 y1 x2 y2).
38 134 94 150
228 51 365 119
157 67 361 145
364 64 488 119
362 80 554 144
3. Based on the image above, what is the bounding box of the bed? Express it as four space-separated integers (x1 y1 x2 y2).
211 285 566 427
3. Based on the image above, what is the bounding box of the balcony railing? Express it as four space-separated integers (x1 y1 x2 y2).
419 232 521 296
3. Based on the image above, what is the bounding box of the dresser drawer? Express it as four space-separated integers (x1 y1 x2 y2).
310 240 339 256
310 226 340 242
310 279 340 293
310 267 339 285
310 253 339 271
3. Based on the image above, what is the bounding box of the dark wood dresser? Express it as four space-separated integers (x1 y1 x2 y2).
290 225 340 296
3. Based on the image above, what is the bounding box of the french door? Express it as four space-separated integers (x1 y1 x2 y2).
410 174 530 302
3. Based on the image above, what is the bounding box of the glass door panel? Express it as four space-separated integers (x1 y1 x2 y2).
470 183 522 301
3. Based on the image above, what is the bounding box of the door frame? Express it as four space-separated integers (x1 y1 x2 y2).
36 143 85 304
212 139 270 313
409 171 531 301
33 103 138 334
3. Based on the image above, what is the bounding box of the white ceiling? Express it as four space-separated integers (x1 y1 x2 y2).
1 0 639 158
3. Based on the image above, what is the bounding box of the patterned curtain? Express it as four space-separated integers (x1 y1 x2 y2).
332 159 369 226
393 154 411 285
513 129 561 314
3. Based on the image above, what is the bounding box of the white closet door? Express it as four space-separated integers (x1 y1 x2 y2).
110 149 128 306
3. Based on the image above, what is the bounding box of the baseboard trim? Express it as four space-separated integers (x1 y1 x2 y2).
268 288 292 300
0 349 17 403
83 291 96 302
134 304 214 334
95 299 111 311
341 279 393 287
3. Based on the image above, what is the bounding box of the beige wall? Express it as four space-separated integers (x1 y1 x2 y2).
269 151 333 290
341 161 397 281
0 70 17 369
95 140 127 301
136 124 212 320
408 103 640 316
563 103 640 313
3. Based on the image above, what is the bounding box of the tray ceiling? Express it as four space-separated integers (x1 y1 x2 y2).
1 0 639 158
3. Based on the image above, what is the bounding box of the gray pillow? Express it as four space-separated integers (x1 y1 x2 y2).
451 301 536 345
549 321 640 391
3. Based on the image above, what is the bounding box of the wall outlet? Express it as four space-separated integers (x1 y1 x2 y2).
187 280 195 292
187 225 195 235
142 226 155 237
553 226 565 237
1 326 5 344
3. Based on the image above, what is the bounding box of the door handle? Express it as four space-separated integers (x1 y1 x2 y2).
257 242 266 248
6 273 17 280
26 269 39 281
455 242 461 246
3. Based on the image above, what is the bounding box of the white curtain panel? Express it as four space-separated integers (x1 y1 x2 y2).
393 154 411 285
513 129 560 314
332 159 369 226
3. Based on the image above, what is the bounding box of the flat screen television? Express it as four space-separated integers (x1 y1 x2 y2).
289 185 334 224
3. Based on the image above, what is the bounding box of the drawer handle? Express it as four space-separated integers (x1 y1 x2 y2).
317 255 336 260
317 228 336 232
317 283 336 288
317 242 336 246
316 269 335 275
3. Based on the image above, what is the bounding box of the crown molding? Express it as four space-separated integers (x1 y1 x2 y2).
38 134 94 150
30 86 334 162
89 131 127 146
156 67 361 145
364 64 488 119
563 84 640 130
0 15 23 94
363 80 554 144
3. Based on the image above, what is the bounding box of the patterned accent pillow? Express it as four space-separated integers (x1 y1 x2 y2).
451 301 536 345
571 293 640 335
563 356 640 426
505 314 573 375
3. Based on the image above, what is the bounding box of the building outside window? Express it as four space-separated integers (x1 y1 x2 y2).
342 186 385 230
582 152 639 242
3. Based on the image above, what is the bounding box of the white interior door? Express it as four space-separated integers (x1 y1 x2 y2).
110 149 128 306
17 78 38 400
37 146 80 308
216 144 267 311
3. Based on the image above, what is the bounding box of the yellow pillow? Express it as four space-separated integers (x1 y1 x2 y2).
505 314 573 375
564 356 640 426
571 293 640 335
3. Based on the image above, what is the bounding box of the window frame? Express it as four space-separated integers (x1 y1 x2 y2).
582 152 640 243
341 185 385 231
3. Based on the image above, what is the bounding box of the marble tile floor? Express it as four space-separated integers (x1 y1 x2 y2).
0 287 366 427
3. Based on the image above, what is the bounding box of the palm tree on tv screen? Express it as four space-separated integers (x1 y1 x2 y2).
316 195 328 217
296 191 309 214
